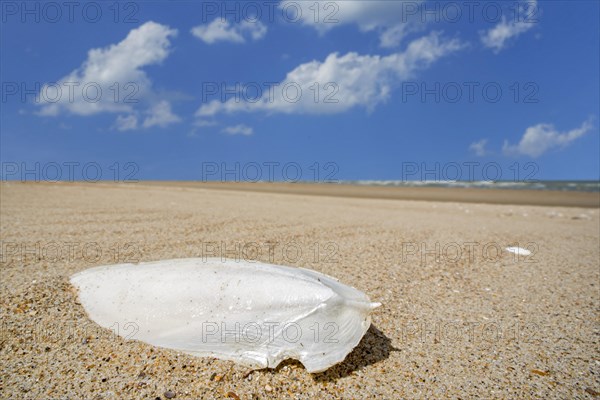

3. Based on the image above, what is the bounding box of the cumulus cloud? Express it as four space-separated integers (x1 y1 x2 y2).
37 21 180 130
222 124 253 136
469 139 488 156
142 101 181 128
191 19 267 44
194 119 218 127
502 119 593 157
114 114 139 131
279 0 425 48
196 32 464 117
480 0 538 53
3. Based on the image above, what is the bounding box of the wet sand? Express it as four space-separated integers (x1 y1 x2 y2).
143 181 600 208
1 182 599 398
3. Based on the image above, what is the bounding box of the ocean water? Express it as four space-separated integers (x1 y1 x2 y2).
335 180 600 192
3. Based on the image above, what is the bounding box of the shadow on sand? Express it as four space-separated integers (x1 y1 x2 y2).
270 325 397 382
312 325 398 382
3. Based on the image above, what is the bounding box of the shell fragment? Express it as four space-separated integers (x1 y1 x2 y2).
505 246 532 256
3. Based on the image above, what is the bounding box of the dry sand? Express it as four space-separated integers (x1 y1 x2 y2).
1 182 599 399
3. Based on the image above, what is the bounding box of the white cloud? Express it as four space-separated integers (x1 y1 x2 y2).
469 139 488 156
142 101 181 128
379 24 415 49
188 120 219 137
114 101 181 131
37 21 180 130
196 32 464 117
279 0 425 48
480 0 538 53
222 124 253 136
194 119 218 127
115 114 138 131
191 19 267 44
502 119 593 157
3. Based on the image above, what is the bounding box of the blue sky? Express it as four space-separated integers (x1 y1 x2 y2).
1 0 599 181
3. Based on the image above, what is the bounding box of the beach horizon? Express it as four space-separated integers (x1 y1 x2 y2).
6 180 598 208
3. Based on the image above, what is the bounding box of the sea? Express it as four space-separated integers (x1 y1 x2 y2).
332 180 600 192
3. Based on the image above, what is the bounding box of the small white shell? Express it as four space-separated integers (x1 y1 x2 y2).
505 246 532 256
70 258 380 373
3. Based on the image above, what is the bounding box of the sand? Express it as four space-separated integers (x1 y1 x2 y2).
144 181 600 208
1 182 599 399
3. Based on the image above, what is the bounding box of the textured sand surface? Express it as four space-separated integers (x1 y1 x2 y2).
1 182 599 399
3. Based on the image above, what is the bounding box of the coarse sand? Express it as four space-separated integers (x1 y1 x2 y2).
1 182 599 399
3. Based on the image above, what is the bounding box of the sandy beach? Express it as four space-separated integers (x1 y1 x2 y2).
1 182 599 399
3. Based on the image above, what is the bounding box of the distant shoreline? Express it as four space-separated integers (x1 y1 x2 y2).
147 181 600 208
334 180 600 193
10 181 596 208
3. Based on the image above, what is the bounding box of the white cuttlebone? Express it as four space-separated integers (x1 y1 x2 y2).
505 247 532 256
70 258 381 373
